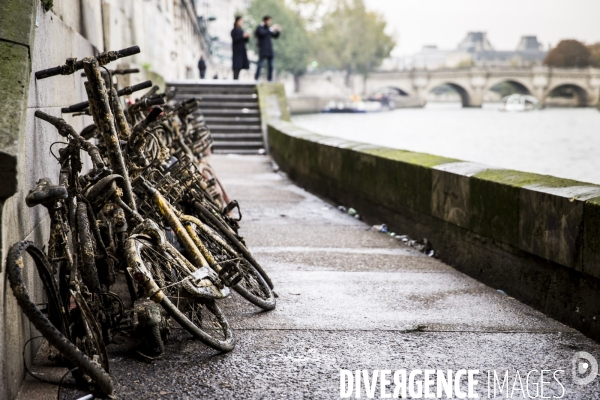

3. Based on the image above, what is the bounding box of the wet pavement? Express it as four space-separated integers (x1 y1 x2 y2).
18 155 600 399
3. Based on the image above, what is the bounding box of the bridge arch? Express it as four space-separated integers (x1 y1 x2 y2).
545 83 591 107
382 86 410 96
485 78 534 96
426 81 473 107
369 85 413 97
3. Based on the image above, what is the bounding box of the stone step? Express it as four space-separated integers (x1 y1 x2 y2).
211 133 263 140
199 102 259 109
174 85 257 95
212 148 264 155
213 140 264 148
202 109 260 117
204 117 261 125
177 94 258 102
168 82 264 155
209 125 262 132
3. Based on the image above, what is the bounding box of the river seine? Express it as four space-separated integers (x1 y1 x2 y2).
292 103 600 184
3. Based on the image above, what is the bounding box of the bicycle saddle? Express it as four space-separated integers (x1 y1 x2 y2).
25 178 68 207
84 174 124 210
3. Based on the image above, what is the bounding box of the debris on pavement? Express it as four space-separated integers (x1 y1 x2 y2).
336 204 438 257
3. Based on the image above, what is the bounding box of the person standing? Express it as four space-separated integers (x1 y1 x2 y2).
198 56 207 79
231 16 250 80
254 15 281 81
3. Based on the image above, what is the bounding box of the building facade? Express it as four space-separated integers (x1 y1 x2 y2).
385 32 548 71
195 0 251 79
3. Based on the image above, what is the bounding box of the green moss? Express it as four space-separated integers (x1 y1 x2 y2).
473 168 596 188
469 169 600 248
257 83 290 122
0 42 31 154
270 119 600 275
363 147 458 168
269 121 437 214
0 0 36 45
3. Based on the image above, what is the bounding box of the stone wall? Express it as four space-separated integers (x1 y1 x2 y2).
256 83 291 153
0 1 208 398
268 119 600 341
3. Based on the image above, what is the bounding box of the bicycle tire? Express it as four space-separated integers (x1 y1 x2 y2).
6 241 114 395
126 236 236 352
185 220 276 311
196 160 231 211
76 202 101 292
192 200 274 289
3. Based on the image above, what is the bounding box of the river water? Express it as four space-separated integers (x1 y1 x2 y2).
292 103 600 184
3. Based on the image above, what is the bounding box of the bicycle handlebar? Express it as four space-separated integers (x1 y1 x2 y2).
119 80 153 95
146 107 164 123
113 46 140 58
140 85 159 100
128 97 166 112
34 111 106 173
80 68 140 77
62 80 153 113
131 107 163 137
112 68 140 75
35 46 140 80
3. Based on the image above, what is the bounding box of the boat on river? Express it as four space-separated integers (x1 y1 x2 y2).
499 94 540 112
322 99 383 113
322 92 396 113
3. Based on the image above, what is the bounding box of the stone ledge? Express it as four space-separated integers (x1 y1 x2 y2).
268 119 600 340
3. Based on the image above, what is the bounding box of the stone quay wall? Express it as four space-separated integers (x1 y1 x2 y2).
268 119 600 341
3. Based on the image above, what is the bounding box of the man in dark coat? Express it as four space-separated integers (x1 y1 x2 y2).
254 15 281 81
231 16 250 80
198 56 207 79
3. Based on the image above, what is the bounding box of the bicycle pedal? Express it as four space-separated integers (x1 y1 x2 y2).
218 263 243 287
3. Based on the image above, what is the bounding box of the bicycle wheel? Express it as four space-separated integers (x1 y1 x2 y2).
196 160 231 211
185 219 276 311
6 241 114 395
191 200 274 289
76 201 101 293
126 236 235 352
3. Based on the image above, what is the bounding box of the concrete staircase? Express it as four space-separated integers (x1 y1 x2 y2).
168 81 264 154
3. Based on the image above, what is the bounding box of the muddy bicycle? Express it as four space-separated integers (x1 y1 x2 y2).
6 46 235 396
35 49 237 348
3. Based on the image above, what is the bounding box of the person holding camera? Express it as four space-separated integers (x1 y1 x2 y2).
231 16 250 80
254 15 281 81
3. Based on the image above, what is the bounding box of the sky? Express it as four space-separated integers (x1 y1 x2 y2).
363 0 600 56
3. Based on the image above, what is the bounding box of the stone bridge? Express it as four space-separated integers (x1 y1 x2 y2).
364 67 600 107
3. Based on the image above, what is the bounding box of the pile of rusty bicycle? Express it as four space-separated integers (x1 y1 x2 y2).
6 46 274 397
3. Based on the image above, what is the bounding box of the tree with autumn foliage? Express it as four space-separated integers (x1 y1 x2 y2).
544 40 595 68
588 43 600 67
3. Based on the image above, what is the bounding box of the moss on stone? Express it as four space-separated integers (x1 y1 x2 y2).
469 172 521 246
257 83 290 122
268 120 600 276
0 0 36 45
363 147 458 168
269 121 438 215
0 42 31 155
473 168 596 188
